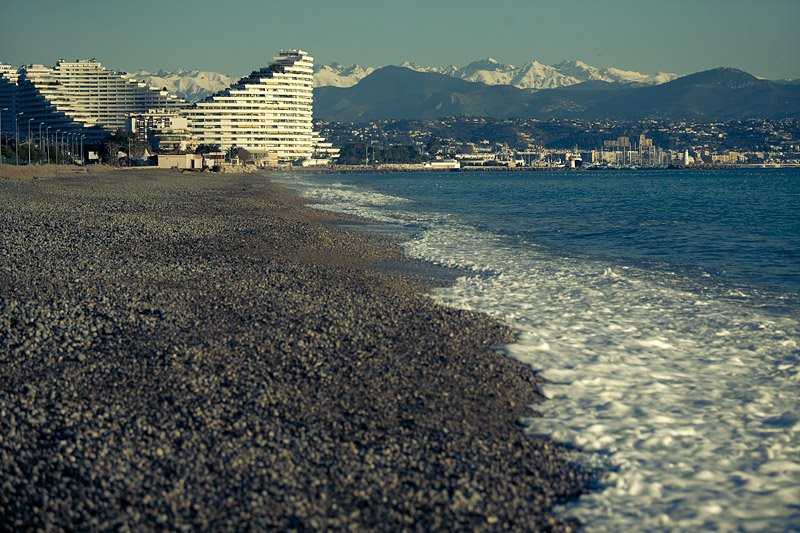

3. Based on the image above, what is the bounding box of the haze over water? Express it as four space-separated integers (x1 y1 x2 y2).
278 168 800 531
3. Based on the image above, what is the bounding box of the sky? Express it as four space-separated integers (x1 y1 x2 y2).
1 0 799 79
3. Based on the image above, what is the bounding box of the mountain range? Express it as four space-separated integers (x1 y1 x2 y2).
314 66 800 122
124 60 800 122
129 58 678 101
394 58 677 89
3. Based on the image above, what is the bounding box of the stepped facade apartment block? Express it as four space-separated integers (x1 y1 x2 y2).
187 50 316 163
0 59 186 144
2 50 337 166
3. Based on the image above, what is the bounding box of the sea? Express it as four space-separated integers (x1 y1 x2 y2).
273 168 800 531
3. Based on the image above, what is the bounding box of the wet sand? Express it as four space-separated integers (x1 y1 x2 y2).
0 166 593 530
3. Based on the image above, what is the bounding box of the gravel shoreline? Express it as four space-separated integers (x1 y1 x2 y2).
0 167 593 530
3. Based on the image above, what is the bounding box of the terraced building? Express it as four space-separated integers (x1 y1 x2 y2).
0 59 186 144
187 50 315 163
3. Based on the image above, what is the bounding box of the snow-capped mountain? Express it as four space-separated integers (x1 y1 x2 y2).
313 63 376 88
317 58 679 90
398 61 460 78
125 69 235 101
127 58 679 102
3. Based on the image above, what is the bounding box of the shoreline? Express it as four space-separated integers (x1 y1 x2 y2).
0 167 593 529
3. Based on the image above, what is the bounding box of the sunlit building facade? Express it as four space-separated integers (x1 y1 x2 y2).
187 50 315 163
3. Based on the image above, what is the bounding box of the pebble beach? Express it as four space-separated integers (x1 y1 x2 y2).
0 166 592 530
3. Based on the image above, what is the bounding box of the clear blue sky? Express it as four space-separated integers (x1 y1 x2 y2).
1 0 798 79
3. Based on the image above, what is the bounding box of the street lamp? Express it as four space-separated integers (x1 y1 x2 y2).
27 118 33 165
15 112 22 166
55 130 60 164
38 122 43 164
80 134 85 165
46 126 50 164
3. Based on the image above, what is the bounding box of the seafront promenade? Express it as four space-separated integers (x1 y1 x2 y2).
0 165 590 530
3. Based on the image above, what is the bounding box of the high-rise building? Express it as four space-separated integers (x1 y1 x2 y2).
0 62 20 140
187 50 315 163
1 59 186 144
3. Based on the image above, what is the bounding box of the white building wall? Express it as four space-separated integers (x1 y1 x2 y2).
187 50 315 163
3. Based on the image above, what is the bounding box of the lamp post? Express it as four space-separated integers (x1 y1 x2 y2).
27 118 32 165
55 130 60 164
46 127 50 164
80 134 84 165
15 112 22 165
38 122 43 164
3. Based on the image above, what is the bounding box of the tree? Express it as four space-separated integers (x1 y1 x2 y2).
335 142 368 165
233 147 254 163
195 144 220 154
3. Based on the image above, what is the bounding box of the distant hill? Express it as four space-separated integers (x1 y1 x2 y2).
314 66 800 122
583 68 800 120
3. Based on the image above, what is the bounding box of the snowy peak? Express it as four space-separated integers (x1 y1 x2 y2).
553 59 679 85
313 58 679 90
460 57 510 75
313 63 376 88
398 61 459 77
126 69 234 101
553 60 604 82
511 60 578 89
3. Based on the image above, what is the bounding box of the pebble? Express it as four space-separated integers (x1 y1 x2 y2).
0 168 594 530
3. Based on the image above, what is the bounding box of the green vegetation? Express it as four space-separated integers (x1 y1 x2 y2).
195 144 221 154
102 129 151 165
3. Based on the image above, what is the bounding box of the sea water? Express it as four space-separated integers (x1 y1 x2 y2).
274 169 800 531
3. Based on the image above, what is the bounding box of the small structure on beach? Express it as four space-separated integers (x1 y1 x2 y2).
157 152 203 170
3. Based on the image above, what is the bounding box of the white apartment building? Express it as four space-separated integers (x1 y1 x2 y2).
6 59 185 144
126 109 192 153
187 50 315 163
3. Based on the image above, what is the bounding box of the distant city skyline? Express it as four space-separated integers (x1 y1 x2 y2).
1 0 799 80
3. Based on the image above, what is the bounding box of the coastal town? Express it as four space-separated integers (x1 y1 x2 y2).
2 53 799 171
317 116 800 169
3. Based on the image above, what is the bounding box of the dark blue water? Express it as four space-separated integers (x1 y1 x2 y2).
318 169 800 296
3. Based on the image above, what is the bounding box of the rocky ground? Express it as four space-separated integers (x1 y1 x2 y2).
0 166 593 530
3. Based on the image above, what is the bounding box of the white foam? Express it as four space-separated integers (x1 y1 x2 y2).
280 176 800 531
405 224 800 531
